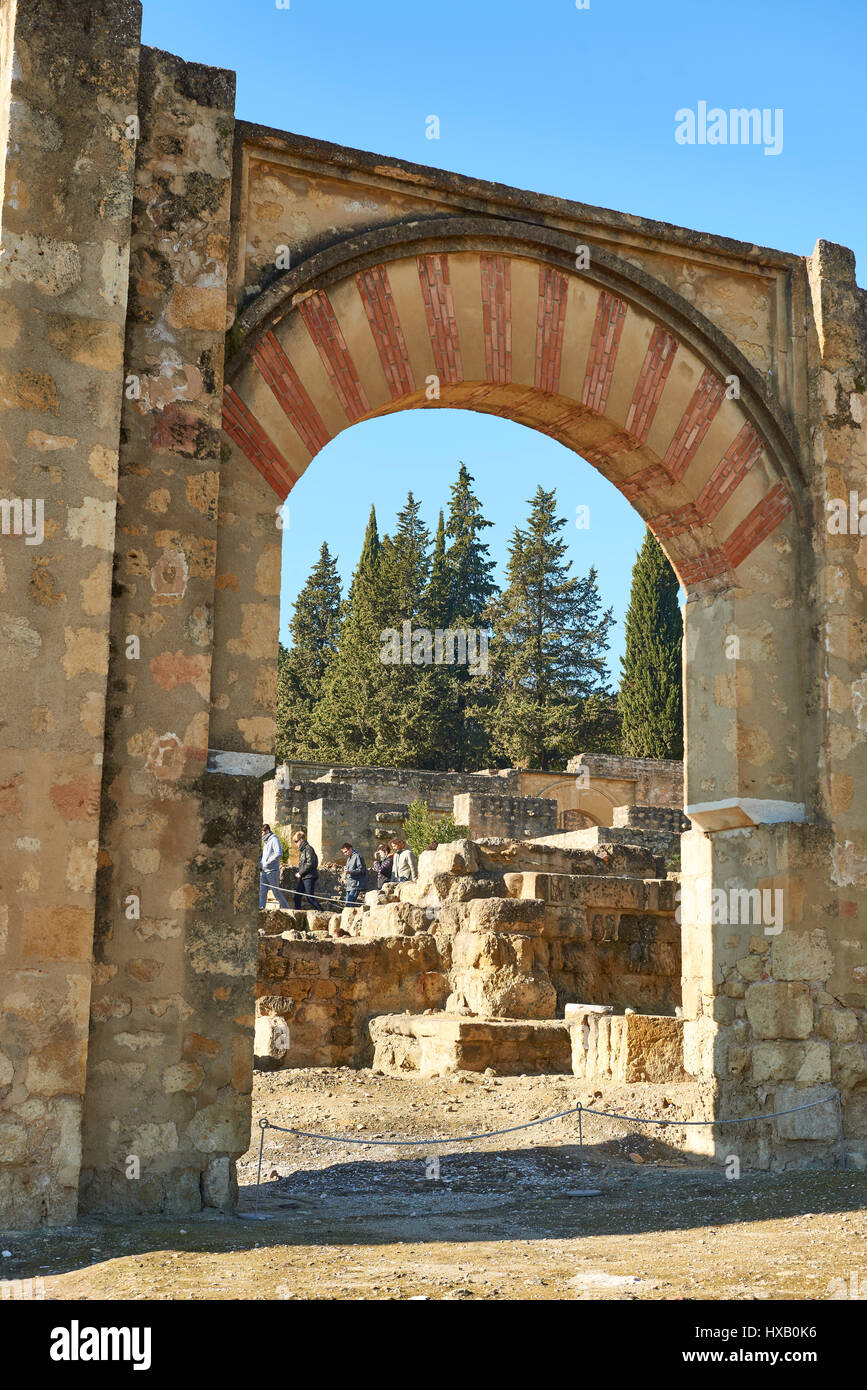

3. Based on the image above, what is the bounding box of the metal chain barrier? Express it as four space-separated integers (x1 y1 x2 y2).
247 1092 846 1216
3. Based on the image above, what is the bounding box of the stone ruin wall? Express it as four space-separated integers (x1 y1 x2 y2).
265 755 686 868
255 833 682 1072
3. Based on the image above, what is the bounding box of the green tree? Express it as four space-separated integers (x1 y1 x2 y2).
311 506 390 762
423 509 452 627
484 485 615 769
618 528 683 759
441 463 498 768
275 541 342 761
378 491 431 621
445 462 497 624
402 799 468 859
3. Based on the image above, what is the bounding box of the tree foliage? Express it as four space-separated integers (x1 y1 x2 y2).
618 527 684 759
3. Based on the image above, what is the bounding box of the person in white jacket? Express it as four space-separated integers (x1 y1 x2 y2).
259 823 290 909
389 837 418 883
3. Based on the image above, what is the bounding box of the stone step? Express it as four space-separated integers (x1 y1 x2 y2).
369 1012 572 1076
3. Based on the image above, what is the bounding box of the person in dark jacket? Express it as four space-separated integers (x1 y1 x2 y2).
341 841 367 906
374 846 394 890
292 828 321 910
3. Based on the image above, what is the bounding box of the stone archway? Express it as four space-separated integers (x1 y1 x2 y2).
1 7 864 1228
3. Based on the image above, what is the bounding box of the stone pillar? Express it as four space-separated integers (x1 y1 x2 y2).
77 46 249 1215
679 245 867 1166
0 0 140 1228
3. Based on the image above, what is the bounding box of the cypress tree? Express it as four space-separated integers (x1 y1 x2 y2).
485 485 615 770
275 541 341 761
619 527 684 759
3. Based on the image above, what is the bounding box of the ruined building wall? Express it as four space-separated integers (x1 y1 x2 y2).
76 45 257 1217
0 0 140 1228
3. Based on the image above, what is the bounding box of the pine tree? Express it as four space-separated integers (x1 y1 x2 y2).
423 510 451 627
275 541 342 761
619 528 683 759
445 462 497 624
442 463 498 767
378 492 431 622
484 485 615 770
311 507 390 763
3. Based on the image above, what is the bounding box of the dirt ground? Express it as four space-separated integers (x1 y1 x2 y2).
3 1066 866 1301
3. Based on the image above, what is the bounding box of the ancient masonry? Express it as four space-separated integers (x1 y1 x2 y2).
262 754 685 863
1 0 866 1228
256 831 683 1080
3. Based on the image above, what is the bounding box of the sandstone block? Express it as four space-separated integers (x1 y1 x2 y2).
774 1084 839 1141
771 930 833 982
830 1042 867 1090
744 980 814 1039
819 1007 858 1042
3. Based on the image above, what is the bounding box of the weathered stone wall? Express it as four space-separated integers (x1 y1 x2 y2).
256 932 446 1067
0 0 140 1229
499 870 680 1015
308 791 406 866
453 790 558 841
76 45 253 1217
267 756 685 863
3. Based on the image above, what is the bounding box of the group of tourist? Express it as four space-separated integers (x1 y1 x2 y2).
259 823 418 912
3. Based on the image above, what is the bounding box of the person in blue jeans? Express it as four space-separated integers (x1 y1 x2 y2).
341 841 367 906
259 823 290 909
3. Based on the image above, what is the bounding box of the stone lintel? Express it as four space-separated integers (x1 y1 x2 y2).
685 798 808 832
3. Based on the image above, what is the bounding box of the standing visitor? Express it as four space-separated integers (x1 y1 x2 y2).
389 837 418 883
341 841 367 906
292 828 321 910
374 845 394 890
259 823 290 909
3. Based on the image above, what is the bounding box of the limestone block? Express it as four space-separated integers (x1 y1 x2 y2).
682 1017 716 1078
744 980 814 1039
418 839 481 881
736 954 766 983
830 1042 867 1090
771 930 834 982
774 1084 839 1141
621 1015 686 1083
360 902 431 937
254 1014 290 1061
462 897 546 934
752 1041 830 1085
819 1006 858 1042
201 1154 237 1211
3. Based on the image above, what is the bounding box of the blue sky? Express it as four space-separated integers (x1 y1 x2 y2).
141 0 866 671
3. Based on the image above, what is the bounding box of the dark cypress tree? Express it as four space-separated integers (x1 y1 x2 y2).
275 541 341 761
619 528 684 759
484 485 615 770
